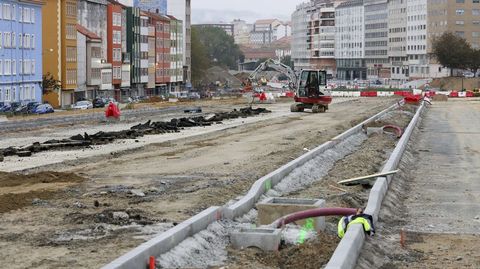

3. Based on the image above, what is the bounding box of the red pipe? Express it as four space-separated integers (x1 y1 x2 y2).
272 207 357 229
382 125 403 138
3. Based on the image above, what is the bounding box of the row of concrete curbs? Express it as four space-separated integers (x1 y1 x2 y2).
325 101 426 269
102 101 405 269
0 107 271 162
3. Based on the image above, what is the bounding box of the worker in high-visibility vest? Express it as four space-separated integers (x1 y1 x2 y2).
337 208 375 239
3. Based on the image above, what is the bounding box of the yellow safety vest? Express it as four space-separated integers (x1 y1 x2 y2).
337 214 374 239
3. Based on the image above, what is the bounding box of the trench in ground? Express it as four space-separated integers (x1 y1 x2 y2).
155 105 417 269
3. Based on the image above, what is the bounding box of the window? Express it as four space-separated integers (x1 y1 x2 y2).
456 20 465 25
457 0 465 3
24 34 30 49
4 32 11 48
66 2 76 17
474 0 480 3
25 60 30 74
12 60 16 75
3 4 11 20
66 46 76 62
5 88 10 101
30 8 34 23
474 20 480 24
11 87 16 101
12 32 15 48
113 30 121 44
24 7 30 22
66 24 76 39
0 88 2 102
4 60 11 75
31 34 35 48
12 4 15 21
19 60 23 74
456 31 465 37
19 86 23 100
456 9 465 15
0 60 2 75
18 33 22 48
473 9 480 15
19 7 22 22
66 69 76 85
473 32 480 38
31 60 35 74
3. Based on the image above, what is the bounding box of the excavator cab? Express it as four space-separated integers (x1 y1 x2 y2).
291 70 332 113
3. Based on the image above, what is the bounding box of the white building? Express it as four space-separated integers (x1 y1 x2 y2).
250 19 291 46
388 0 408 82
167 0 191 83
232 19 252 45
292 2 314 70
406 0 428 79
364 0 390 79
335 0 366 80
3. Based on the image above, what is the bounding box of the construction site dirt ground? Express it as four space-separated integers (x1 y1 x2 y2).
356 98 480 269
0 97 402 269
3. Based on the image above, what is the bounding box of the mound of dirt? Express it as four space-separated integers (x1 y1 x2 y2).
0 171 86 213
429 77 480 91
0 171 86 188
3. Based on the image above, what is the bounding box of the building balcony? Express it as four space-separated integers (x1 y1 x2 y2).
140 27 149 36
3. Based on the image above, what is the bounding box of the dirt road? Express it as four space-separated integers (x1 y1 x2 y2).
357 99 480 268
0 97 398 269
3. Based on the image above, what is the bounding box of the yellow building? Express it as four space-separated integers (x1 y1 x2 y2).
42 0 77 108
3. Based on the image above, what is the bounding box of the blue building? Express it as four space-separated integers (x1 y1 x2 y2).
0 0 43 105
134 0 167 14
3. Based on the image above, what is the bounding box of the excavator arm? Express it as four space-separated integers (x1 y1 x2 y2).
248 59 298 90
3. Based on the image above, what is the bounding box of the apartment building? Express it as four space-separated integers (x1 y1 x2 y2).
232 19 252 45
0 0 44 105
146 12 156 95
250 19 292 46
144 12 170 95
167 0 190 84
107 0 129 101
77 24 112 100
308 4 336 76
167 15 183 95
292 2 314 70
388 0 408 81
77 0 113 100
335 0 367 80
41 0 78 107
364 0 390 79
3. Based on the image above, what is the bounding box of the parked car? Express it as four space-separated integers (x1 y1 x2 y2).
0 102 21 113
14 102 40 114
93 98 107 108
34 104 54 114
72 100 93 110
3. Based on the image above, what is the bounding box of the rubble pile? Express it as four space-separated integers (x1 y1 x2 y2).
0 107 270 161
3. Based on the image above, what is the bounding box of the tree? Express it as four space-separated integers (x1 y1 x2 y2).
42 72 61 94
191 27 211 85
467 48 480 77
192 26 244 70
432 32 472 76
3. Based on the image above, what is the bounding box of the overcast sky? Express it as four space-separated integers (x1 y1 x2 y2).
191 0 306 24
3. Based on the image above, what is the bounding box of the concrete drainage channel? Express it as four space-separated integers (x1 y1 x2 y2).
102 100 421 269
325 101 426 269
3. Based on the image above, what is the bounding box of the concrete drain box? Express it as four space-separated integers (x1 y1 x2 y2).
257 197 326 232
231 228 281 251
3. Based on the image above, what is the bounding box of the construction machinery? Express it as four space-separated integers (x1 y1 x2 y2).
290 69 332 113
246 59 332 113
